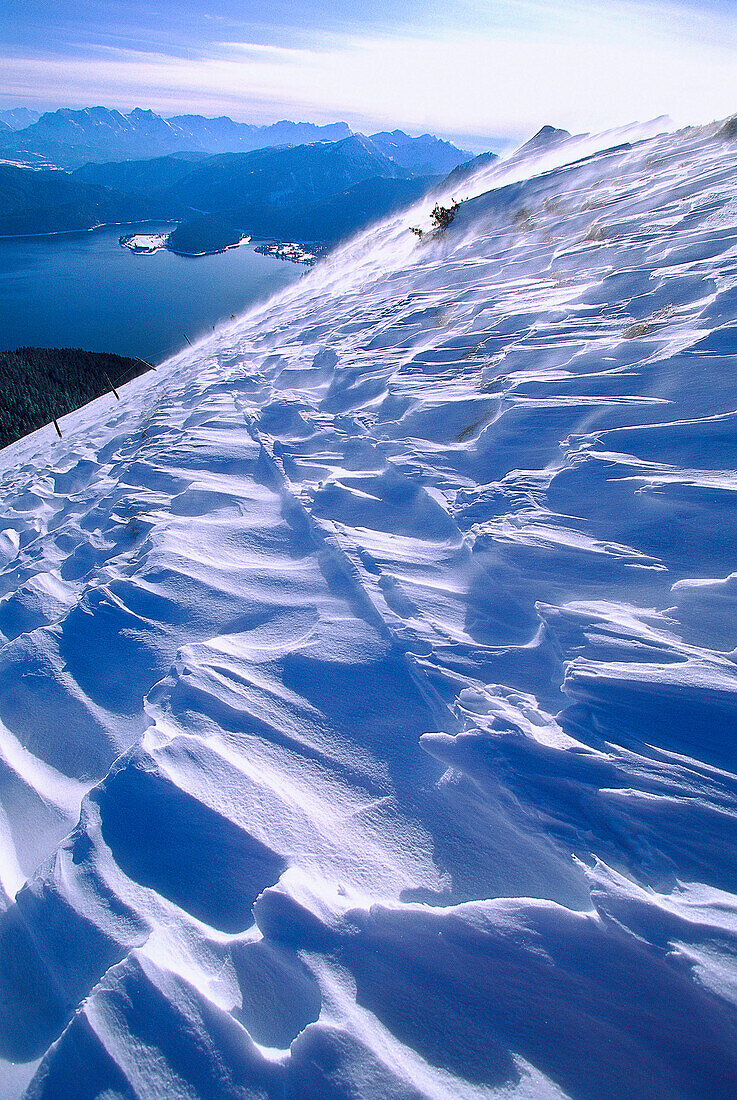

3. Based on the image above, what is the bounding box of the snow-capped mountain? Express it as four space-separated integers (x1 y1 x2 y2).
0 108 41 132
2 114 737 1097
368 129 474 176
0 106 472 172
0 107 356 166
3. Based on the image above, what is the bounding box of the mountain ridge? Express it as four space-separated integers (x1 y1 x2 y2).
0 132 460 243
0 105 472 171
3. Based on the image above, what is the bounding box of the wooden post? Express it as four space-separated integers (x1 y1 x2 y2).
104 373 120 400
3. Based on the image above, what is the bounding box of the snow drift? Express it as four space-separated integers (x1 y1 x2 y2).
2 115 737 1098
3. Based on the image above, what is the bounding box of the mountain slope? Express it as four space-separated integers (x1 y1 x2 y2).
0 108 40 131
150 136 438 245
71 151 208 194
369 129 472 175
71 133 467 199
188 174 438 245
0 164 167 235
2 116 737 1098
71 137 445 245
158 135 411 212
442 150 499 190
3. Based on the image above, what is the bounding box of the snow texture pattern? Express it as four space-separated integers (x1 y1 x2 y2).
1 116 737 1098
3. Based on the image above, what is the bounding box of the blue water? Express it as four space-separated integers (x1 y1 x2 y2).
0 223 304 363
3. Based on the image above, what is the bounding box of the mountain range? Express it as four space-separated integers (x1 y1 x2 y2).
0 118 480 246
0 107 41 133
0 105 471 171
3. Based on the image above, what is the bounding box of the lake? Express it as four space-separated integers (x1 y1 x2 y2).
0 223 304 364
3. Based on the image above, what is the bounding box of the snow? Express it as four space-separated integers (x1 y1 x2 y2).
120 232 252 256
254 242 319 265
2 115 737 1096
119 232 170 254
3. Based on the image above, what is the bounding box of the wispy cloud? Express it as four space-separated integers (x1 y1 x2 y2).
1 0 735 145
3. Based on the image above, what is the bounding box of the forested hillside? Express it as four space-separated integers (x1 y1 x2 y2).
0 165 168 236
0 347 152 447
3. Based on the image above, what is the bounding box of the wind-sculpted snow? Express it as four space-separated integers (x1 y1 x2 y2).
2 116 737 1097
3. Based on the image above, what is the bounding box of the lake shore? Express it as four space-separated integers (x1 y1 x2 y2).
0 218 175 242
120 230 254 258
0 222 303 362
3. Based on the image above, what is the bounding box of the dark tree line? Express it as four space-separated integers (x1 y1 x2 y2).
0 346 152 448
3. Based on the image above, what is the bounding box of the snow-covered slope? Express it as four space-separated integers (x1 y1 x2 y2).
2 115 737 1098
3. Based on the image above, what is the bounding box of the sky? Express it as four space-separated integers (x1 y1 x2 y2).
1 0 736 149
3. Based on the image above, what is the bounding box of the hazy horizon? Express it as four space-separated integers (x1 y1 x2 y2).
0 101 511 156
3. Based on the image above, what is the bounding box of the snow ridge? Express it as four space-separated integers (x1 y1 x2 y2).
2 116 737 1097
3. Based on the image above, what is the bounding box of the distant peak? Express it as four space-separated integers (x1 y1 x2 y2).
340 133 374 149
516 124 572 156
716 115 737 140
531 124 570 143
